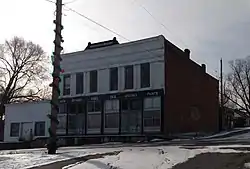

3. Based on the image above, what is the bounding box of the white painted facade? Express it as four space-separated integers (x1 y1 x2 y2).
4 101 50 142
59 35 165 97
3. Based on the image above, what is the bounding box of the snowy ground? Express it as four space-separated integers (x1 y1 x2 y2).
0 146 121 169
1 143 250 169
63 145 250 169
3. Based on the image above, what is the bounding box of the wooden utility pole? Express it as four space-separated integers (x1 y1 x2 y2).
47 0 63 154
219 58 223 131
220 58 223 107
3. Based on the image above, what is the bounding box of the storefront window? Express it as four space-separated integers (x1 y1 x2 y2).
143 97 161 132
121 98 142 133
87 100 101 133
104 100 119 132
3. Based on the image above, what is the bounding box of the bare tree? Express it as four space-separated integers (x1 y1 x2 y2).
226 56 250 117
0 37 50 119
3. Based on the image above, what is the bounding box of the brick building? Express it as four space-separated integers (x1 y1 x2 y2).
3 35 219 143
56 35 219 137
164 41 219 134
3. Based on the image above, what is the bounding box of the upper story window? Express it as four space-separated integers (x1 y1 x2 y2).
76 72 84 94
124 65 133 90
63 75 71 95
140 63 150 88
89 70 98 93
110 67 118 91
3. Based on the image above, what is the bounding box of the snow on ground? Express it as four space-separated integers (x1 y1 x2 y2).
227 132 250 139
1 143 250 169
0 147 120 169
63 145 250 169
199 127 250 140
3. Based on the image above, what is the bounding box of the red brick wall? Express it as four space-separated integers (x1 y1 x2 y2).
164 40 219 134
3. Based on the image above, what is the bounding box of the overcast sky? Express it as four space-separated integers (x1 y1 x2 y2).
0 0 250 77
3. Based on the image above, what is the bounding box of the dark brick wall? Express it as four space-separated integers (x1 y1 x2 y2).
0 120 4 141
164 39 219 134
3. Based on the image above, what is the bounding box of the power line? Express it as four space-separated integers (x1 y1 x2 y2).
63 6 130 41
43 0 129 41
44 0 187 49
43 0 166 58
44 0 55 4
44 0 79 5
138 4 188 48
64 6 165 58
63 0 79 5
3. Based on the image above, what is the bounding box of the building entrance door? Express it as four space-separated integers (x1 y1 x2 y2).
21 122 33 141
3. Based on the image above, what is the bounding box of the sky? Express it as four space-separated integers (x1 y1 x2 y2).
0 0 250 77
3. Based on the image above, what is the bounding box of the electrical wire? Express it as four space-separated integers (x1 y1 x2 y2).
43 0 129 41
63 6 130 41
63 0 79 5
43 0 170 58
44 0 55 4
64 6 165 59
138 4 188 48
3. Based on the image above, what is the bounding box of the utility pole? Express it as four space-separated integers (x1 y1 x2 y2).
219 58 223 131
220 58 223 107
47 0 63 154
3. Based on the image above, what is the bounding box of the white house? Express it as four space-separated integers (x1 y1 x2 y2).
4 101 50 142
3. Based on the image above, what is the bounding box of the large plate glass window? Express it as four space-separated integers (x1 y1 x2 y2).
68 100 85 135
57 102 68 134
104 99 119 133
121 99 141 133
143 96 161 132
87 100 101 134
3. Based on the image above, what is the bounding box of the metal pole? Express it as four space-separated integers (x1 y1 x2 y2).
47 0 63 154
